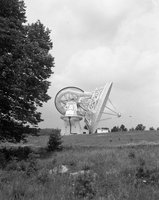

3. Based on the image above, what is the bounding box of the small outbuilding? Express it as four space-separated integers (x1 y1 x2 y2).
96 127 109 134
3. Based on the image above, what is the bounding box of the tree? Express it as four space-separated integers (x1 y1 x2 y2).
129 127 135 132
119 124 127 132
135 124 146 131
149 127 155 131
0 0 54 142
47 129 62 151
111 126 120 132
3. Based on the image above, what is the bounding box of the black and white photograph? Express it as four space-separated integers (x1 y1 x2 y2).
0 0 159 199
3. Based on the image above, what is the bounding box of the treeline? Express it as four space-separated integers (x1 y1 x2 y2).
111 124 159 132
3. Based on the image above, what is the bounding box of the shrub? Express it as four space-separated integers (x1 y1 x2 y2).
5 153 39 175
0 146 32 161
135 124 146 131
0 147 33 169
36 168 50 184
128 151 136 159
111 126 120 132
25 153 39 176
0 152 7 168
47 129 63 151
5 159 21 171
9 179 27 199
149 127 155 131
78 160 94 171
73 172 97 199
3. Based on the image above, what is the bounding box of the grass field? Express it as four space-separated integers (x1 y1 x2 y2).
26 130 159 149
1 130 159 200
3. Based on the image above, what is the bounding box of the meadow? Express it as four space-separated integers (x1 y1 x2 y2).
27 130 159 148
1 130 159 200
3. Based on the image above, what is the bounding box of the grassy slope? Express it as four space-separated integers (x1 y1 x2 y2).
1 130 159 200
27 130 159 149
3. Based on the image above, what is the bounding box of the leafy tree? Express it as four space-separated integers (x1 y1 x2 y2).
149 127 155 131
119 124 127 132
0 0 54 142
111 126 120 132
129 127 135 132
135 124 146 131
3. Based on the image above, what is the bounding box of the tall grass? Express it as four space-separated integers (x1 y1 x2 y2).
1 144 159 199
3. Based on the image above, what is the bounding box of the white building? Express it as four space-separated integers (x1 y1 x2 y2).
96 127 109 134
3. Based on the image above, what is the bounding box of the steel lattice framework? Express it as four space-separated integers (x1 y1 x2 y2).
55 82 121 134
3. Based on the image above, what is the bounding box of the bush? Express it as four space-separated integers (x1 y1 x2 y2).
0 152 7 168
128 151 136 159
47 129 63 151
0 146 32 161
111 126 120 132
135 124 146 131
5 153 39 176
73 172 97 199
0 147 33 169
36 168 50 184
25 153 39 176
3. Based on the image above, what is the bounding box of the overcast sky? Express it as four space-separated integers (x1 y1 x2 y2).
25 0 159 130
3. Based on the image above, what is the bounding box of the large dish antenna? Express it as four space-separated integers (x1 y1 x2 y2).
84 82 113 133
55 86 84 115
55 82 120 135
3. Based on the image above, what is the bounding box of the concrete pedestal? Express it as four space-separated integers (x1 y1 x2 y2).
61 116 83 136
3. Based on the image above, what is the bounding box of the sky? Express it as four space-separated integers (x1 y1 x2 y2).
25 0 159 130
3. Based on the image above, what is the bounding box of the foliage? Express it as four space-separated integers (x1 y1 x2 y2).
111 126 120 132
1 143 159 199
129 127 135 132
0 147 40 172
25 153 39 176
47 129 63 151
149 127 155 131
111 124 127 132
73 172 97 199
135 158 159 187
36 168 50 184
119 124 127 132
0 0 54 142
135 124 146 131
0 146 32 167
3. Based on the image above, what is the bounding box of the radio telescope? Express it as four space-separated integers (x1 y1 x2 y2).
54 82 121 135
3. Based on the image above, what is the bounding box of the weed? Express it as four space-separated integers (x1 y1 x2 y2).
0 146 32 169
73 171 97 199
0 152 7 168
25 153 39 176
36 168 50 185
128 151 136 159
1 132 159 199
78 160 94 171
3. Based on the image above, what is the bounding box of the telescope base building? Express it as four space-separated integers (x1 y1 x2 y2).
60 116 83 135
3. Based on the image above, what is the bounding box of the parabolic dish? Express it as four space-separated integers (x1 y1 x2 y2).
54 86 84 115
88 82 113 133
